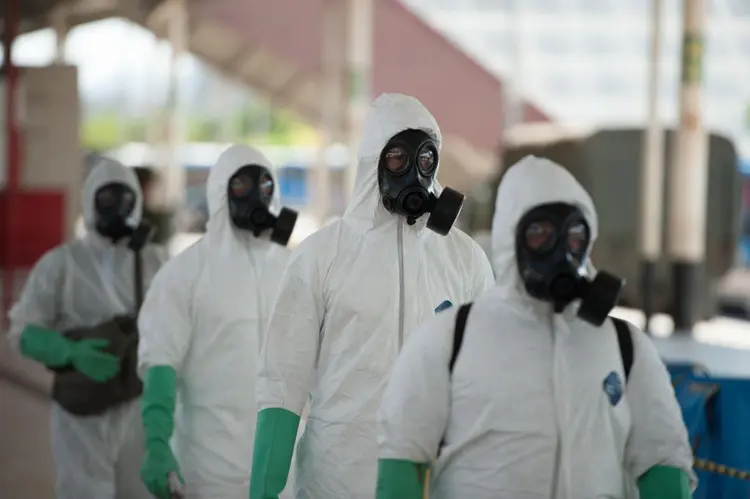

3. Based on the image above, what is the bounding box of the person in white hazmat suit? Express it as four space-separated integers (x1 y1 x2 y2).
375 156 695 499
137 145 299 499
8 157 167 499
248 93 495 499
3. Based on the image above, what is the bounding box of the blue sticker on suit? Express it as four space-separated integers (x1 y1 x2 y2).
435 300 453 313
603 371 623 406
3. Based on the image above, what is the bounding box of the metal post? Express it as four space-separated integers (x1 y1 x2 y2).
163 0 188 212
639 0 665 333
217 79 235 142
667 0 708 331
503 0 525 133
2 0 20 328
51 5 69 64
145 32 161 157
345 0 373 202
316 0 346 223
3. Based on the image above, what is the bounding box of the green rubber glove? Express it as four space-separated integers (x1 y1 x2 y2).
249 408 301 499
20 324 120 382
141 366 184 499
638 465 691 499
376 459 428 499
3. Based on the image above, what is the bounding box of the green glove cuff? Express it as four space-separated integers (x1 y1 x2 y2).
19 324 72 367
638 465 691 499
376 459 427 499
142 365 177 449
249 408 301 499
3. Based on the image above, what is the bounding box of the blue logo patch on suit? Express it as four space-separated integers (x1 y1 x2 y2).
603 371 623 406
435 300 453 313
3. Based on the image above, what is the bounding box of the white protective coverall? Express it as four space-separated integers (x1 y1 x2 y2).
256 93 495 498
137 145 292 498
471 229 493 265
378 156 695 499
8 157 167 499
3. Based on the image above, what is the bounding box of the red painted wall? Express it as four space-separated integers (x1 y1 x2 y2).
0 191 65 267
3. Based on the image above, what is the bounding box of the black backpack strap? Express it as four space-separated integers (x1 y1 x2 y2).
611 317 634 382
133 249 144 313
438 303 473 459
449 303 473 374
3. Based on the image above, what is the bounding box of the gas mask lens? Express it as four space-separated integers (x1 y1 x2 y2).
230 174 254 197
95 189 114 208
524 221 556 252
417 145 436 174
95 186 134 214
385 147 408 173
259 172 274 198
567 221 587 252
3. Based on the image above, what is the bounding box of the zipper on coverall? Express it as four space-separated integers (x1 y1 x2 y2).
397 219 405 350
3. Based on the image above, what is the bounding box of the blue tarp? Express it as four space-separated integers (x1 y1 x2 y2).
668 363 750 499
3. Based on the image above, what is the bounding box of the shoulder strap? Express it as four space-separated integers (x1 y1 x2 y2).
449 303 473 374
611 316 634 382
438 302 473 458
56 246 69 326
133 250 144 313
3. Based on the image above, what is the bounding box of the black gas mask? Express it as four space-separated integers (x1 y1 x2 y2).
515 202 625 326
378 129 465 236
227 164 298 246
93 182 152 250
93 182 134 241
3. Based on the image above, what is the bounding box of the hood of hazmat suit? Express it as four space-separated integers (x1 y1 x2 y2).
8 156 167 499
376 156 695 499
250 93 494 499
137 145 291 498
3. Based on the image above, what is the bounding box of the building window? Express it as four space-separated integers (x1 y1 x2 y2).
467 0 512 10
595 73 631 96
729 0 750 15
585 31 620 56
537 32 572 54
706 35 729 58
545 72 577 95
741 33 750 57
577 0 613 14
705 74 739 97
480 30 511 52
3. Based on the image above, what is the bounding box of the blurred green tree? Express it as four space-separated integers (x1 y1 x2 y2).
81 105 315 151
235 101 271 139
81 111 123 152
125 117 148 142
187 116 222 142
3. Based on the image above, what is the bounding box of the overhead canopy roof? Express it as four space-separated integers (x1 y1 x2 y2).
4 0 552 191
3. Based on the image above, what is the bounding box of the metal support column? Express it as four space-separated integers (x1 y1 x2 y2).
51 5 69 64
162 0 188 215
503 0 525 134
316 0 346 223
2 0 20 327
667 0 708 331
345 0 373 202
639 0 665 333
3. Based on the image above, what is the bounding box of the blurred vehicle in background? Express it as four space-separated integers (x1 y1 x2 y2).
738 158 750 266
465 124 741 320
715 157 750 318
